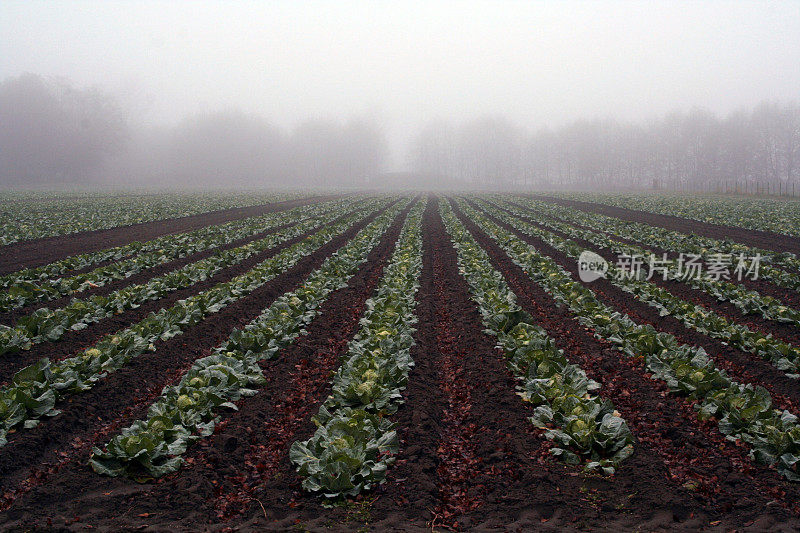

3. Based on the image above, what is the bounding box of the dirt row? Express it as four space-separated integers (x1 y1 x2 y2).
470 200 800 411
0 201 392 509
0 217 306 326
0 203 382 386
0 195 798 531
506 197 800 310
373 198 597 531
492 199 800 376
0 194 343 274
453 199 800 530
532 195 800 257
0 199 414 532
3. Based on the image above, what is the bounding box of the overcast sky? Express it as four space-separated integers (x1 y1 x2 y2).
2 0 799 168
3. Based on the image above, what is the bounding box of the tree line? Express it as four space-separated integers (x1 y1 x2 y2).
0 74 385 188
2 73 798 191
409 105 800 191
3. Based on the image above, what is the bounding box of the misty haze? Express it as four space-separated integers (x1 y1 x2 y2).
2 1 800 531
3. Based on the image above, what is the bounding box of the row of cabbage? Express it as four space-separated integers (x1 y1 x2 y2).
458 200 800 482
0 200 393 447
478 199 800 379
290 201 425 499
509 195 800 292
440 201 634 474
0 197 351 313
0 195 315 292
498 197 800 326
0 198 381 356
0 191 303 246
551 192 800 238
89 199 414 479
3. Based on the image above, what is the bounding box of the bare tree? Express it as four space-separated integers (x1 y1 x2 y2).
408 101 800 193
0 73 128 186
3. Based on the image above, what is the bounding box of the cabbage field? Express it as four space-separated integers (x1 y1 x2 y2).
1 191 799 531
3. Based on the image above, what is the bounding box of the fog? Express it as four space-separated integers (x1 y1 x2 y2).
1 1 799 190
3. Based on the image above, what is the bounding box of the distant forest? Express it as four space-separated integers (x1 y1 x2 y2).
0 74 384 188
409 106 800 192
2 73 798 191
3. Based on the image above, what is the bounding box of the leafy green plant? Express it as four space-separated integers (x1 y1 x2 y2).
291 202 424 499
90 200 413 478
0 201 392 447
0 197 352 312
441 201 633 474
290 407 398 498
460 199 800 482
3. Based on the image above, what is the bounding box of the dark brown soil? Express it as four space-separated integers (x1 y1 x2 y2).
0 195 342 275
453 199 800 530
494 199 800 377
0 199 413 532
505 197 800 310
0 204 381 385
373 197 596 532
470 200 800 410
533 195 800 256
1 195 799 532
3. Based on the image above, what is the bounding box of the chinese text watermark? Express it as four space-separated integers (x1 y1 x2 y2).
578 252 761 283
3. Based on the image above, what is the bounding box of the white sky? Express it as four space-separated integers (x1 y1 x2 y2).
2 0 799 168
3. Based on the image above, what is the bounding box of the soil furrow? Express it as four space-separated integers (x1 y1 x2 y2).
0 200 413 532
0 205 378 385
454 200 800 530
532 195 800 256
472 201 800 410
0 194 342 274
370 197 447 530
403 198 594 531
0 204 386 497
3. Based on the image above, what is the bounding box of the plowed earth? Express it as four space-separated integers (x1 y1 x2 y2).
0 194 799 532
0 195 342 274
534 195 800 256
